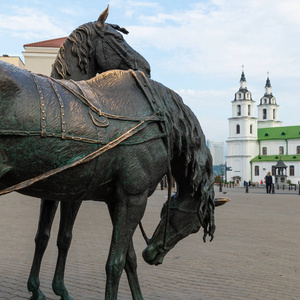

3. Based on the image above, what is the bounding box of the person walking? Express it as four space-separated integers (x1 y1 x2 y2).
265 172 273 193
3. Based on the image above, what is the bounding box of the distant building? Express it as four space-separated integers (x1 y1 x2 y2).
207 140 224 165
1 37 66 75
0 55 25 69
226 68 300 185
23 37 66 75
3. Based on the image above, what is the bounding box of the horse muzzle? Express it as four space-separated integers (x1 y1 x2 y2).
142 243 170 266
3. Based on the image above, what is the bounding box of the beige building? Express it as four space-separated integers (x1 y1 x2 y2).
1 37 66 76
0 55 25 69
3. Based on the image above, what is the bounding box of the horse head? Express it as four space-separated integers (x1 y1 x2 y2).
142 103 217 266
142 179 215 266
51 6 151 80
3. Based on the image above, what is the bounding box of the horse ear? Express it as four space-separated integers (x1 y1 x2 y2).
97 5 109 28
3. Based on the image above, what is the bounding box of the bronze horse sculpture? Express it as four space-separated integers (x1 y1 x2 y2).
51 6 150 80
0 60 219 299
24 6 152 300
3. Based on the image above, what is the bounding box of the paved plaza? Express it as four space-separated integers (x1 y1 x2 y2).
0 186 299 299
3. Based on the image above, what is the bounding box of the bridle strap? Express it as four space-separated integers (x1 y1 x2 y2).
162 172 172 250
92 23 138 70
138 172 172 247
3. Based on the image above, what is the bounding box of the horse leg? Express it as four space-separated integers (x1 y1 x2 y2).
52 200 82 300
105 189 147 300
107 204 143 300
27 199 59 300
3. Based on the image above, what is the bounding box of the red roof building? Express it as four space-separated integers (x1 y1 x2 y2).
24 37 67 49
23 37 67 75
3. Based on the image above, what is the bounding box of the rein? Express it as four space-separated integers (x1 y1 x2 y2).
0 69 173 246
138 172 172 249
0 120 150 197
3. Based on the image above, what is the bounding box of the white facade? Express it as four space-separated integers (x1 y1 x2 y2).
23 46 59 76
226 70 300 185
226 70 258 184
257 75 282 128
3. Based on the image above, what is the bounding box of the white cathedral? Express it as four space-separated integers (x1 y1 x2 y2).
226 69 300 186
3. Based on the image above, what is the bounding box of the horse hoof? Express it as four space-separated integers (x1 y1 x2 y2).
30 289 47 300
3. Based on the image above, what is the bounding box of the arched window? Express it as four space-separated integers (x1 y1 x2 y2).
236 124 240 134
237 105 241 116
250 124 253 134
273 109 275 119
272 165 276 176
262 147 267 155
279 146 284 155
297 146 300 154
290 165 295 176
248 105 251 116
263 109 267 119
255 166 259 176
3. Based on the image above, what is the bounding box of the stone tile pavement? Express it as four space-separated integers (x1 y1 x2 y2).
0 186 299 299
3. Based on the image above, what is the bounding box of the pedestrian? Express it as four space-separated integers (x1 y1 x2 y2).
160 178 164 190
264 172 273 193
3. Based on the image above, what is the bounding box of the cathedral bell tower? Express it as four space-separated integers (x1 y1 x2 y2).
257 73 282 128
226 67 258 185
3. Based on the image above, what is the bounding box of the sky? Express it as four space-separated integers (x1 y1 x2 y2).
1 0 300 144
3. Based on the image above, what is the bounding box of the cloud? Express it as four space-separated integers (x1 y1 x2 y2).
109 0 161 17
1 0 299 142
175 88 234 141
124 0 300 84
0 7 69 40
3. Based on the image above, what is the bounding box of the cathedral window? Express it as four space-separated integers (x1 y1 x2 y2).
279 146 284 155
297 146 300 154
236 124 240 134
239 93 242 99
273 109 275 119
263 109 267 119
272 165 276 176
250 124 253 134
255 166 259 176
248 105 251 116
237 105 241 116
262 147 267 155
264 99 267 104
290 165 295 176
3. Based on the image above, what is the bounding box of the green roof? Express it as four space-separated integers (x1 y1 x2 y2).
258 126 300 141
251 155 300 162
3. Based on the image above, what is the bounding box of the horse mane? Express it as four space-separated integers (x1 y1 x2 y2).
88 70 212 197
153 82 215 236
154 83 215 237
150 82 212 194
51 22 95 79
